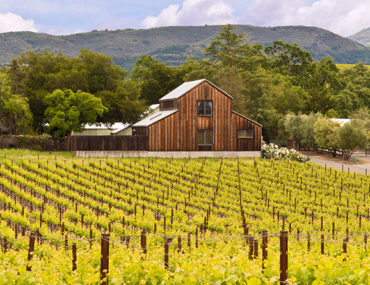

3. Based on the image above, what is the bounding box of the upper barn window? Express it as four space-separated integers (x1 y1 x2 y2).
197 100 213 116
160 100 178 111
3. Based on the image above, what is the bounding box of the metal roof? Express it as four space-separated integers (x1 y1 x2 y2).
132 110 178 127
80 122 130 130
159 79 233 101
111 123 132 134
141 104 160 117
330 118 350 127
231 110 263 127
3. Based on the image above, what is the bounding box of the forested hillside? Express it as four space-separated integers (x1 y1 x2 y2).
349 27 370 47
0 25 369 151
0 25 369 70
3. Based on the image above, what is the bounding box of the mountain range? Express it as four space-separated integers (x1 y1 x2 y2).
349 27 370 47
0 25 369 70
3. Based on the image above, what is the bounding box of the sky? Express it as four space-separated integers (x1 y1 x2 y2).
0 0 369 37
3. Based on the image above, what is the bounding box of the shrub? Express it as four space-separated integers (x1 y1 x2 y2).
0 134 67 151
262 143 309 162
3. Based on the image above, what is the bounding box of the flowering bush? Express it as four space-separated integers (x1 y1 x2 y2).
262 143 310 162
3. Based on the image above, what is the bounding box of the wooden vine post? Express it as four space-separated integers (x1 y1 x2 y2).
178 235 182 253
253 239 258 258
140 230 147 255
100 234 110 285
307 233 310 252
248 237 254 260
164 236 173 270
72 243 77 271
2 237 7 253
280 231 288 285
262 230 268 270
65 235 68 251
195 227 198 248
26 232 36 271
321 234 325 255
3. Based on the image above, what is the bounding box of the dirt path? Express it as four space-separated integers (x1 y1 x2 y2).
305 152 369 175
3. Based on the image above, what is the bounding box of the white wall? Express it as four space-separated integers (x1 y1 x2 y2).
76 151 261 158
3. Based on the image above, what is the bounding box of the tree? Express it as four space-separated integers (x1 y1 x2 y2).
180 59 248 114
350 107 370 143
76 49 127 94
214 65 247 114
304 57 342 113
338 63 370 111
7 50 133 132
205 24 246 66
180 58 219 82
43 89 107 137
338 122 367 160
269 74 308 114
300 113 322 149
281 112 321 149
205 24 266 69
336 88 361 117
97 80 147 124
265 40 313 80
314 117 340 157
131 55 184 104
282 112 305 143
8 51 71 131
0 71 32 134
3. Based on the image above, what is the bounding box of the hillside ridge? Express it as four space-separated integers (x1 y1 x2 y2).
1 25 369 69
349 27 370 47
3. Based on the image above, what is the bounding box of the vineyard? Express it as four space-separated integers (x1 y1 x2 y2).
0 152 368 284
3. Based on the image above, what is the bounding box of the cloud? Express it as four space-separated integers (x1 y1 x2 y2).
242 0 370 36
0 12 37 33
141 0 235 28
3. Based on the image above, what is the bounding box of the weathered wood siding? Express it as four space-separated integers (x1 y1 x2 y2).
132 127 148 136
68 136 148 151
231 112 262 151
148 81 261 151
148 112 179 151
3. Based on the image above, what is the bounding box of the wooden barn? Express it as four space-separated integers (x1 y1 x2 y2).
132 79 262 151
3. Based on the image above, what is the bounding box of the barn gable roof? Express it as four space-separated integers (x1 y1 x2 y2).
159 79 233 102
132 110 178 127
232 110 263 127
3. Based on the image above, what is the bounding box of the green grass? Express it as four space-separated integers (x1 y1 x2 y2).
336 63 370 71
0 149 74 161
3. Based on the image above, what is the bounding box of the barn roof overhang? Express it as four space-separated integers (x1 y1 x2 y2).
132 110 178 127
232 110 263 127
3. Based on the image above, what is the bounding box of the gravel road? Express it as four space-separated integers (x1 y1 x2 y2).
306 152 369 175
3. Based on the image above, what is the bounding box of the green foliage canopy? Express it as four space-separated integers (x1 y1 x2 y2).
0 71 32 134
8 49 145 132
130 55 184 105
43 89 107 137
2 24 370 144
265 40 313 80
338 122 367 160
313 117 340 155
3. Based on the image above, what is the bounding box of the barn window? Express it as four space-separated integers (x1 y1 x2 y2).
160 100 178 111
197 130 213 145
238 130 253 138
197 101 212 116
